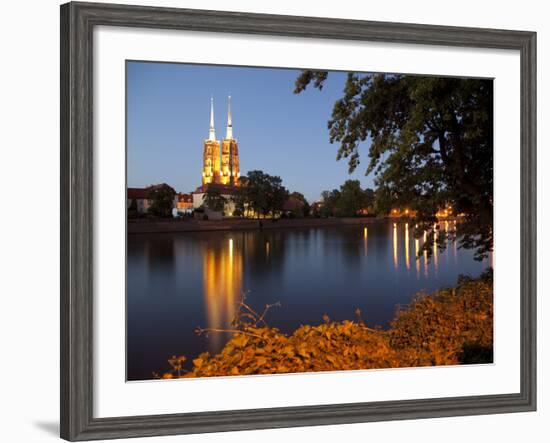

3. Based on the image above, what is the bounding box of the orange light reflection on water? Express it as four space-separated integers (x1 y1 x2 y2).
433 228 439 276
405 223 410 270
415 238 420 277
393 224 398 269
203 238 243 351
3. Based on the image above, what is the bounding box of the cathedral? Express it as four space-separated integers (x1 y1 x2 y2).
192 97 241 213
202 97 240 186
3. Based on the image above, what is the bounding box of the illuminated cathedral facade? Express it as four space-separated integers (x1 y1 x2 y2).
202 97 240 186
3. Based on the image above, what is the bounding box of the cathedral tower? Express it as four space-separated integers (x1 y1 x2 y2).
220 96 240 186
202 98 220 185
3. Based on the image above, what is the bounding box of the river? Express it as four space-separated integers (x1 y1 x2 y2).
127 221 491 380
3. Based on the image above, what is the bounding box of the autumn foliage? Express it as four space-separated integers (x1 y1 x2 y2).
159 272 493 379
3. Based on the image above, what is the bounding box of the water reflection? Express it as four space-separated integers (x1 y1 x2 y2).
405 223 410 270
433 224 439 276
454 233 458 262
127 223 491 380
415 238 420 277
386 222 466 279
433 241 439 276
243 230 285 276
393 223 398 268
145 236 175 271
203 238 243 351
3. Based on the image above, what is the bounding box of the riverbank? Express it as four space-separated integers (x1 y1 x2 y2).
129 216 383 234
128 216 459 234
159 272 493 379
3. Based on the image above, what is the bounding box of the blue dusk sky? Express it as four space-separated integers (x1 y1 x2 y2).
127 61 376 203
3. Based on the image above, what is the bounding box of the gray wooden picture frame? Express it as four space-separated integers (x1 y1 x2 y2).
60 1 537 441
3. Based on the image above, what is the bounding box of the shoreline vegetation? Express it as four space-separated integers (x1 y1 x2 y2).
158 270 493 379
128 216 460 235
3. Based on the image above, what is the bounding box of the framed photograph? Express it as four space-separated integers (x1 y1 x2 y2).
60 1 536 440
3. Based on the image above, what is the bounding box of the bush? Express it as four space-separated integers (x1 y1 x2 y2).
158 273 493 379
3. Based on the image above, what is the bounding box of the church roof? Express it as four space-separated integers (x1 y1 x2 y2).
127 183 176 199
193 183 240 195
283 196 305 211
127 188 147 199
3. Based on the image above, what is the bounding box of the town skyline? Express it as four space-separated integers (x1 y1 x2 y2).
127 61 376 203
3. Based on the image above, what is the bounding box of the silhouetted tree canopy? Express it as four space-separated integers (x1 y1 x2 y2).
320 180 374 217
288 191 311 218
295 71 493 259
146 184 176 218
202 187 227 213
232 170 289 219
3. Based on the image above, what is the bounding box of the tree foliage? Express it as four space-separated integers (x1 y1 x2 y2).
337 179 373 216
159 272 493 378
320 180 375 217
233 170 289 218
320 189 340 217
231 176 248 217
295 71 493 259
202 187 227 212
288 191 311 218
146 184 176 218
127 198 139 219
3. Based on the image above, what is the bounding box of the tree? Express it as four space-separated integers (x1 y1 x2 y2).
243 170 269 218
320 182 374 217
243 170 288 218
320 189 340 217
288 192 311 218
295 72 493 259
364 188 375 210
302 201 311 218
202 187 227 213
265 176 288 218
230 177 248 217
127 198 139 219
146 184 176 218
336 180 369 217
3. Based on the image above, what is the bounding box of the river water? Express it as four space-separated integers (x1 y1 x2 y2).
127 221 491 380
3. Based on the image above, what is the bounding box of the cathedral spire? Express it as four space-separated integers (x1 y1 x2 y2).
208 97 216 141
225 95 233 140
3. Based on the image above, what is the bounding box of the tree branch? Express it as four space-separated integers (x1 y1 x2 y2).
195 327 266 341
